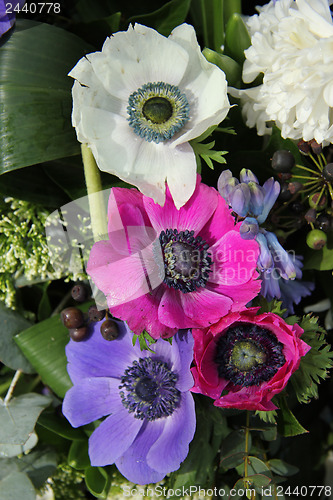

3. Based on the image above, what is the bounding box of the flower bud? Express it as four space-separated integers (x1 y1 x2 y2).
248 182 264 216
239 168 259 184
229 184 251 217
240 217 259 240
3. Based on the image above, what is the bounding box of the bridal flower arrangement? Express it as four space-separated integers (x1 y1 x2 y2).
1 0 333 498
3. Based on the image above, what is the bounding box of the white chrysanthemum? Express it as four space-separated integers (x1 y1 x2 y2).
70 23 230 208
230 0 333 145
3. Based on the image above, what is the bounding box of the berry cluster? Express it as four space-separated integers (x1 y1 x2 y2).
271 143 333 250
60 284 119 342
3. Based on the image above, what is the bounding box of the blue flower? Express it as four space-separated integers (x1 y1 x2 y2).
218 168 280 230
62 320 196 485
0 1 25 38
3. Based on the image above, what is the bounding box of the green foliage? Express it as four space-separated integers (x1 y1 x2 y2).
290 314 333 403
14 313 73 398
304 232 333 271
50 463 86 500
0 303 33 373
191 129 228 171
0 20 93 174
276 397 308 437
224 13 251 64
85 466 111 499
203 48 242 87
132 330 157 351
256 298 287 318
255 410 278 425
129 0 191 36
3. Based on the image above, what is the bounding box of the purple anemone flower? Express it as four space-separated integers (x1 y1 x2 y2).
0 1 25 38
62 320 196 485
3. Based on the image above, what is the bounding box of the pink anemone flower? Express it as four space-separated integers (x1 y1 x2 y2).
191 308 311 411
87 177 261 338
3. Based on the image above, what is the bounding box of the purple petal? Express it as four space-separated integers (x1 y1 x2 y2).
116 420 166 485
89 406 143 466
62 377 122 427
66 321 137 384
144 330 194 392
147 392 196 472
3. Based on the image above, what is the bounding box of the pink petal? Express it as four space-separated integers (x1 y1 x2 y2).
198 190 235 243
180 288 233 327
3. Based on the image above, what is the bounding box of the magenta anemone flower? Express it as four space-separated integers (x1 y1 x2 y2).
191 308 311 411
87 177 261 339
62 320 195 485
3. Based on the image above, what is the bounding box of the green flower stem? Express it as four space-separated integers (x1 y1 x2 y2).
81 144 107 242
200 0 224 51
4 369 22 405
295 163 320 176
244 410 255 498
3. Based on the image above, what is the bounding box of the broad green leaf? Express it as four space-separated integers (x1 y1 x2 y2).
236 456 271 477
220 451 245 470
268 458 299 477
129 0 191 36
37 408 86 441
71 13 121 48
0 432 38 458
14 313 73 399
224 13 251 64
16 448 57 489
85 466 110 499
0 164 70 208
0 394 50 445
0 303 34 374
68 439 90 470
276 397 308 437
221 429 251 458
0 472 36 500
0 20 93 174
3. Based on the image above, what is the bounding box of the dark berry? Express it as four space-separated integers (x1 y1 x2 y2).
101 320 119 341
71 284 87 303
288 181 303 195
277 172 292 181
315 213 332 232
290 201 304 214
309 139 322 155
304 208 317 224
271 150 295 173
69 326 88 342
279 183 293 202
297 139 310 154
323 163 333 181
88 305 106 322
306 229 327 250
61 307 84 329
309 192 327 210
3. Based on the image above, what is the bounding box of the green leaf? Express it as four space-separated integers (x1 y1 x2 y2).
191 137 228 171
132 330 157 352
276 397 308 437
68 440 90 470
268 459 299 477
37 282 52 322
85 466 110 499
37 408 86 441
220 429 252 471
129 0 191 37
255 410 278 425
0 393 50 445
0 20 93 174
0 472 36 500
14 314 72 399
290 314 333 403
70 12 121 48
0 303 34 374
0 432 38 458
256 298 287 318
15 448 57 489
203 48 242 87
224 13 251 65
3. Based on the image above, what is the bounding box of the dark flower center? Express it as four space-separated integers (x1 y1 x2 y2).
127 82 189 144
159 229 213 293
215 322 286 387
119 357 180 421
142 97 173 124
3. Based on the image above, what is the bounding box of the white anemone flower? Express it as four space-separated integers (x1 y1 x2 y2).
229 0 333 146
69 23 230 208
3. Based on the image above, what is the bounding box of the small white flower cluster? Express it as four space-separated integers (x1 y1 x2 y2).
230 0 333 145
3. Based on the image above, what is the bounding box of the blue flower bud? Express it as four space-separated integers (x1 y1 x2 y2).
240 217 259 240
217 170 238 202
257 178 280 224
256 232 273 271
239 168 259 185
265 231 296 280
248 182 264 216
229 184 251 217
